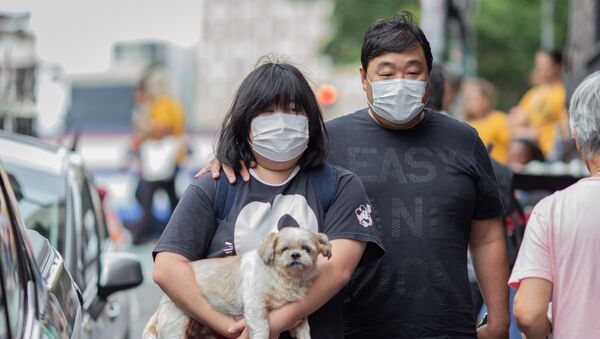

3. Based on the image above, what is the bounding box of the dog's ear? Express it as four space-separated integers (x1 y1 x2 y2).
315 233 332 260
257 232 278 265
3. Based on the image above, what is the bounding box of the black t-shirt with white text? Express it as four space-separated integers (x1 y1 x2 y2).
326 109 503 338
154 165 384 339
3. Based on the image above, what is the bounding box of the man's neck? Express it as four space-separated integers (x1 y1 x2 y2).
367 108 425 130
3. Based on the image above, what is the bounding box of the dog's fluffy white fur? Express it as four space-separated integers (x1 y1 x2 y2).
144 227 332 339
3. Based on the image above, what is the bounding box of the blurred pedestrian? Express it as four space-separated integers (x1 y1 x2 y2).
425 62 446 114
509 71 600 338
507 138 545 173
442 66 464 116
509 50 567 157
463 78 511 164
153 60 383 338
131 66 186 244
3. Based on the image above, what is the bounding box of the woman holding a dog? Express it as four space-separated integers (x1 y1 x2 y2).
151 59 384 338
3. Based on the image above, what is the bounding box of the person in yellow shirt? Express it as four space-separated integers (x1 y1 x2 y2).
462 78 511 164
509 50 567 156
131 68 186 244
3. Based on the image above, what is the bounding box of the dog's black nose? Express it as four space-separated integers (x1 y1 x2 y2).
291 252 301 259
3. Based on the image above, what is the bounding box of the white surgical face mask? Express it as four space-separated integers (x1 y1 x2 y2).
367 77 427 124
250 112 309 162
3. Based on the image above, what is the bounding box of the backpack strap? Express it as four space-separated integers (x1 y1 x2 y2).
308 162 337 214
213 171 241 221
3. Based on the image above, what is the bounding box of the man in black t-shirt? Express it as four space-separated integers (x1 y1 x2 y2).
326 13 509 339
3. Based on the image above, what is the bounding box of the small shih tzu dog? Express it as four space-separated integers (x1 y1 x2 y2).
144 227 332 339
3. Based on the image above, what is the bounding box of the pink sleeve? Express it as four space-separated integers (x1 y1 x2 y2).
508 198 553 289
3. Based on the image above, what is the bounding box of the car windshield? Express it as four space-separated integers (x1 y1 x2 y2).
3 161 66 250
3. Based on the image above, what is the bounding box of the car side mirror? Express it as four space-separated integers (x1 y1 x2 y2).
98 252 143 300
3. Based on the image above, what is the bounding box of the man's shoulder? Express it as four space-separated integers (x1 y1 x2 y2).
425 110 479 140
326 108 369 128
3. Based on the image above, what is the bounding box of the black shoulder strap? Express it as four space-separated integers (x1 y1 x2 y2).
213 171 241 221
308 162 337 213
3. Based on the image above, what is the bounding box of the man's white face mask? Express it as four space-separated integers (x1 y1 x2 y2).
367 77 427 124
250 112 309 162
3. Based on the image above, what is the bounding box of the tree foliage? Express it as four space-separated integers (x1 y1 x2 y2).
323 0 420 65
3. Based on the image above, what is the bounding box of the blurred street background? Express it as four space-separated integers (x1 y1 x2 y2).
1 0 599 337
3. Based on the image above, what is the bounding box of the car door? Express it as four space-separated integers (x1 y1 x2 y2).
73 164 130 339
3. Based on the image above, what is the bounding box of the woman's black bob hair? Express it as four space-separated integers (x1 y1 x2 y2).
216 58 327 170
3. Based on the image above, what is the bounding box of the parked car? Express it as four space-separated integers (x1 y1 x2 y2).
0 131 143 339
0 159 82 338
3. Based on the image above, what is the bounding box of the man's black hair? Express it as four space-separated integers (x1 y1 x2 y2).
361 11 433 73
216 58 327 171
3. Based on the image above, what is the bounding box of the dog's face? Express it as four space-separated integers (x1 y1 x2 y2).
257 227 331 276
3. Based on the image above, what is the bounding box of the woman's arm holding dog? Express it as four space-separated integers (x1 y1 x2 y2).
154 252 238 338
231 238 366 339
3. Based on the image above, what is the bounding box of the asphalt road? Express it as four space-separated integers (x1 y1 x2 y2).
126 241 162 338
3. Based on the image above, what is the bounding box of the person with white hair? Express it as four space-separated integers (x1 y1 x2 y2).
509 71 600 338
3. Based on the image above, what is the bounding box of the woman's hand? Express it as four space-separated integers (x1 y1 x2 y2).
228 311 304 339
195 158 253 183
153 252 240 338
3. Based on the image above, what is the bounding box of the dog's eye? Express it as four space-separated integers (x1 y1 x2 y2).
280 247 288 254
302 245 311 253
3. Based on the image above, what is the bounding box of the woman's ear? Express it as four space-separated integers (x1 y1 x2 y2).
257 232 279 265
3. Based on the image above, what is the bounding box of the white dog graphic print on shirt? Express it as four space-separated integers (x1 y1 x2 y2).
234 194 319 255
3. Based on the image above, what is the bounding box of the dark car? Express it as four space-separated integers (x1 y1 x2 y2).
0 160 83 338
0 132 143 339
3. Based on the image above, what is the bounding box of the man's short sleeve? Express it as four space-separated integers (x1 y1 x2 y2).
472 136 505 220
508 197 553 289
153 174 217 261
321 167 385 264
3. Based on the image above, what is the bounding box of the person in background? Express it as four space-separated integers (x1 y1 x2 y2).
509 50 567 157
462 78 511 164
442 66 464 116
425 63 446 114
507 138 545 173
509 71 600 338
131 66 186 244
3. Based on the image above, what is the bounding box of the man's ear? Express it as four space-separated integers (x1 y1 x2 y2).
423 75 431 105
360 66 369 93
257 232 278 265
315 233 332 260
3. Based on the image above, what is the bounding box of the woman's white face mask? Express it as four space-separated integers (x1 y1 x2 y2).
250 112 309 162
367 77 427 124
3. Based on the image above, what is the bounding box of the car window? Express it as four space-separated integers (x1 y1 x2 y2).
3 162 66 251
80 180 99 289
0 187 25 337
